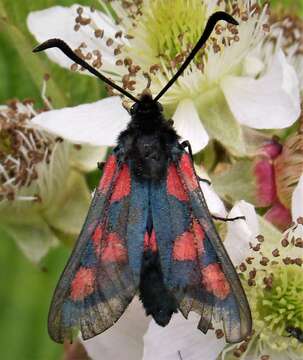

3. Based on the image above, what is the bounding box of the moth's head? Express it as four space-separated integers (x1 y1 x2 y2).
129 89 163 117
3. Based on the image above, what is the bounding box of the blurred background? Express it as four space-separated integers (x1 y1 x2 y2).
0 0 302 359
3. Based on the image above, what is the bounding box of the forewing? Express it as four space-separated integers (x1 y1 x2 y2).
175 152 252 343
48 154 148 343
150 151 252 343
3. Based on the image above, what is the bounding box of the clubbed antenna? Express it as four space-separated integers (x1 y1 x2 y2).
33 39 140 103
154 11 239 102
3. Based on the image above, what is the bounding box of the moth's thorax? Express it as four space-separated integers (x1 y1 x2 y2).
118 95 178 182
132 132 168 181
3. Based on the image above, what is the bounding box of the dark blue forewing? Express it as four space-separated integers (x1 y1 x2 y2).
150 148 252 343
48 154 149 343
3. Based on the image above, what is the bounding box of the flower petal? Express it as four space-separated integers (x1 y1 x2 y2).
200 182 227 217
172 99 209 154
82 297 149 360
196 90 246 155
143 313 225 360
291 174 303 221
70 145 107 172
31 97 130 146
221 50 300 129
44 171 91 235
1 218 58 263
224 200 259 265
194 166 226 217
27 5 122 73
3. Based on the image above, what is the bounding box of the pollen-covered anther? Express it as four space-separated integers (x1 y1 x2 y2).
114 45 122 56
260 256 270 266
128 64 141 75
215 329 224 339
247 278 256 287
252 243 261 252
94 29 104 38
295 238 303 248
149 64 160 75
92 54 103 69
0 101 54 201
75 14 91 26
239 262 247 272
282 257 292 265
106 38 114 47
122 74 136 91
263 275 274 290
249 268 257 279
246 257 254 264
281 238 289 247
115 30 123 38
115 59 123 66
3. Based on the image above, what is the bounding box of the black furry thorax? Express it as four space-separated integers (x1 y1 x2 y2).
118 93 179 182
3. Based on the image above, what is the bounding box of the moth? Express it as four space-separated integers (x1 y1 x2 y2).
34 11 252 344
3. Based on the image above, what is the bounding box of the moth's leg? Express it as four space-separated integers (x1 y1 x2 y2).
181 140 212 186
177 351 183 360
97 161 105 171
181 140 194 159
212 215 246 222
198 177 211 185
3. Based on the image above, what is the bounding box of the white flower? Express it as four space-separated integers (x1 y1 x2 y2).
262 14 303 92
0 100 105 262
78 197 259 360
27 1 300 155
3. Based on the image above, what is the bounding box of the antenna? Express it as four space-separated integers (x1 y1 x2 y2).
154 11 239 102
33 39 140 103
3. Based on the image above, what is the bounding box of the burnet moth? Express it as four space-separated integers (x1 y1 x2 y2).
34 11 252 344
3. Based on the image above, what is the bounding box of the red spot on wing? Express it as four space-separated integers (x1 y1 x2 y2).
173 231 196 261
92 224 104 256
192 219 205 255
144 229 158 252
173 220 205 261
167 163 189 201
70 267 95 301
101 232 127 262
98 155 116 193
202 263 230 300
111 164 131 203
180 153 198 191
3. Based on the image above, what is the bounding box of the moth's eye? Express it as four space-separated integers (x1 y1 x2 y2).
130 103 138 115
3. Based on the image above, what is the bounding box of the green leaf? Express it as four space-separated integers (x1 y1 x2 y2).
0 3 68 107
196 88 247 156
0 228 67 359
